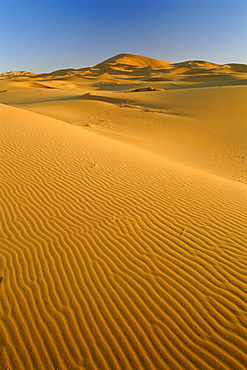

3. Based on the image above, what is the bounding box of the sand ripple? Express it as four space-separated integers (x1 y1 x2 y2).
1 104 247 369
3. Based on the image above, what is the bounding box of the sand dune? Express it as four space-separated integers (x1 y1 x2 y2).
3 82 245 183
0 71 37 79
2 53 246 84
1 54 247 369
1 103 247 370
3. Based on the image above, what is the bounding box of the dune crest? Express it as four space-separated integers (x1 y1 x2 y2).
2 53 246 81
93 53 173 70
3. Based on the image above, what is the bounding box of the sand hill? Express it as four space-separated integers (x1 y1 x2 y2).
0 71 37 79
2 53 246 82
1 54 247 370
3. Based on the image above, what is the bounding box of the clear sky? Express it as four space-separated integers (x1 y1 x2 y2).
0 0 246 73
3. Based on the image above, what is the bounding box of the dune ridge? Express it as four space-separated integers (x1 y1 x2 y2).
1 53 247 82
1 103 247 369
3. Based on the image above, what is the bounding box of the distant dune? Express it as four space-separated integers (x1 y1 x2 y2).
1 53 246 81
0 70 37 79
1 54 247 370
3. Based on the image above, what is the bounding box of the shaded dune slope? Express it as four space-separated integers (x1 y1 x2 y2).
1 104 247 370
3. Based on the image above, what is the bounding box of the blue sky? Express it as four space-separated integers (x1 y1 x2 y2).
0 0 246 73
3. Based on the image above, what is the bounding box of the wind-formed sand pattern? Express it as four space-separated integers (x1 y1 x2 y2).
1 54 247 370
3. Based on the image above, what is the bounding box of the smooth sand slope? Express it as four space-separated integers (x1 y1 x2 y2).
1 54 247 369
12 85 246 183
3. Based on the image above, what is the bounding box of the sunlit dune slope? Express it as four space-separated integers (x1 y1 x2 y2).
2 79 246 183
1 103 247 370
94 53 173 68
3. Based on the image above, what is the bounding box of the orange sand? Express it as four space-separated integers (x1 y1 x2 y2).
1 54 247 370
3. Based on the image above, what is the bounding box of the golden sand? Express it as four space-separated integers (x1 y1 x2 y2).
1 54 247 369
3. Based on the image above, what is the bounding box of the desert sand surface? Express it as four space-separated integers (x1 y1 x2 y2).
1 54 247 370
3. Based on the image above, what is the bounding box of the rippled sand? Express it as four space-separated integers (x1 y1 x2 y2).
1 54 247 369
